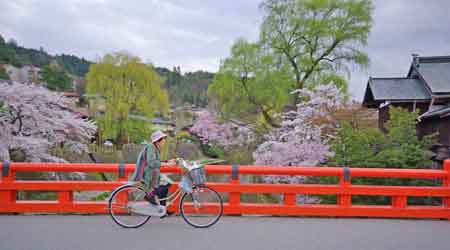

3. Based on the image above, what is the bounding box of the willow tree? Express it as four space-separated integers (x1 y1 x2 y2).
86 52 169 145
260 0 373 94
208 39 294 129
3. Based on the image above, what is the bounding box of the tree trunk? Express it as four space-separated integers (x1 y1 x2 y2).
262 109 281 128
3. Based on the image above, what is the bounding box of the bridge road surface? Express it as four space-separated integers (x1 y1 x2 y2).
1 215 450 250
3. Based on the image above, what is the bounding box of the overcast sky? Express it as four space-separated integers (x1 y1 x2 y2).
1 0 450 100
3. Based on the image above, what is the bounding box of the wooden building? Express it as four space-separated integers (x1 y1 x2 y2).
362 55 450 161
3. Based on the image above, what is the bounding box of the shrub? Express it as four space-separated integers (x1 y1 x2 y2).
200 143 224 158
326 106 438 205
0 66 9 80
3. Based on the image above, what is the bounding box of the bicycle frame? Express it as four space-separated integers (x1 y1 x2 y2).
136 167 195 208
153 187 183 207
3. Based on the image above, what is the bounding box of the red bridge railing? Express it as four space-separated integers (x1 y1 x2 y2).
1 161 449 219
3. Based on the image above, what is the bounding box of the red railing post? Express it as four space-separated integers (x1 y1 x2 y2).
392 196 407 209
117 163 128 182
229 164 240 214
58 191 73 210
338 167 351 207
116 163 128 205
444 160 450 218
283 193 296 206
167 185 181 214
0 161 16 210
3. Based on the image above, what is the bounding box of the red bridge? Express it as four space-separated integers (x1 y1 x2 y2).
1 161 449 219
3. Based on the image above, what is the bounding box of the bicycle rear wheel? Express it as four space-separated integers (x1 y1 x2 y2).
108 185 151 228
180 186 223 228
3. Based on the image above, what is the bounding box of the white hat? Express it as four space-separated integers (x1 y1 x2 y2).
151 130 167 143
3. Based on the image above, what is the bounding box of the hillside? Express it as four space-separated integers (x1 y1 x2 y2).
0 34 91 77
0 34 215 107
156 66 214 108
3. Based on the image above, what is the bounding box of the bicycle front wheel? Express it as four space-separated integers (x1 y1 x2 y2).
180 186 223 228
108 185 151 228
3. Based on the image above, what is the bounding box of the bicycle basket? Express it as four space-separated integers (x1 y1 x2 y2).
179 176 193 193
188 166 206 186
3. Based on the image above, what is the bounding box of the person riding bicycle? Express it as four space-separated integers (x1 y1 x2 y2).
130 130 176 211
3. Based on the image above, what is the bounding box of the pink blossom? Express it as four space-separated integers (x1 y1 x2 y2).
0 81 96 162
189 111 254 148
253 85 343 183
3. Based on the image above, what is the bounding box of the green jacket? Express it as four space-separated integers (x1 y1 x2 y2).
130 143 160 189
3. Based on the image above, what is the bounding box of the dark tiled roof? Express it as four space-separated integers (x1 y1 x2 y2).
128 115 176 126
418 56 450 64
363 55 450 108
419 105 450 119
128 114 152 122
367 78 431 101
152 117 175 125
416 62 450 93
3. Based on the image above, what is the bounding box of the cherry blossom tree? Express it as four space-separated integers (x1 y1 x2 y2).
253 85 345 183
189 110 255 149
0 80 96 162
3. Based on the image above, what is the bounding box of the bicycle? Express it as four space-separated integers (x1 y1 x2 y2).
108 158 223 228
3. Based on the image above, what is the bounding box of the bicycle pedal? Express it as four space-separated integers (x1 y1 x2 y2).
160 211 174 219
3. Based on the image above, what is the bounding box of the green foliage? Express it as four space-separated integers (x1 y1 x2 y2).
326 106 438 205
208 39 294 128
126 119 153 144
209 0 373 126
0 34 92 79
156 67 214 107
176 131 198 143
0 39 50 67
42 65 73 91
0 66 9 80
0 41 21 67
14 46 50 67
330 107 436 168
223 146 256 165
56 54 91 77
28 192 58 201
200 143 225 158
86 52 169 145
330 122 385 167
260 0 373 93
0 101 6 113
91 191 112 201
7 39 18 47
16 190 58 201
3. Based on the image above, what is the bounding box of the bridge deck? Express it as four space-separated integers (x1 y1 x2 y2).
1 215 450 250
